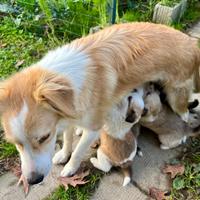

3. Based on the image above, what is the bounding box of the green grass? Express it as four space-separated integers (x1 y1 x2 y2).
0 139 18 160
45 171 103 200
160 0 181 7
0 16 58 162
169 138 200 200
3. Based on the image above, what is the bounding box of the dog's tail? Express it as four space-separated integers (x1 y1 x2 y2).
193 43 200 92
122 166 132 186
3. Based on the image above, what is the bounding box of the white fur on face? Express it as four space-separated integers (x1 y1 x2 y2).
9 102 56 179
17 135 56 179
9 102 28 144
37 46 91 95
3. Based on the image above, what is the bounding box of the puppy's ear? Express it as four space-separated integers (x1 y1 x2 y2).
33 74 76 118
188 99 199 110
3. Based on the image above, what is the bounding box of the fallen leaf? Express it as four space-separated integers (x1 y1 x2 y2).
162 164 185 179
58 170 90 190
15 60 24 69
149 187 167 200
0 43 7 48
17 174 30 195
10 163 30 195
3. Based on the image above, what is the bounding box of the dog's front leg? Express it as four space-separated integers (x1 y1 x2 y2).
53 126 74 164
61 129 99 177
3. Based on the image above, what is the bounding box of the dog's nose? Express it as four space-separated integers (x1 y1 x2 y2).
27 172 44 185
142 108 148 116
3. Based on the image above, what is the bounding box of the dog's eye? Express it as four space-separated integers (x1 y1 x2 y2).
38 133 51 144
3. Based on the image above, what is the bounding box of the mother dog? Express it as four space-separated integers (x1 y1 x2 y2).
0 22 199 184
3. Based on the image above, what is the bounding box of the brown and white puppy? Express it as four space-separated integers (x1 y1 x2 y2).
0 23 200 184
140 83 200 149
90 88 144 186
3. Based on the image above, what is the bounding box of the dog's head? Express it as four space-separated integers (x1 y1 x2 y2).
141 83 162 122
125 87 144 124
0 67 76 184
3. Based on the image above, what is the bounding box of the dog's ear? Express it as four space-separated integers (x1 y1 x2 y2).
33 74 76 118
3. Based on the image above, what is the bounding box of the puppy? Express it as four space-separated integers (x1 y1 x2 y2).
0 23 200 183
140 83 200 149
90 88 144 186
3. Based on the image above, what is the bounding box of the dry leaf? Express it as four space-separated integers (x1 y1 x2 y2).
162 164 185 179
17 174 30 195
0 43 7 48
58 170 90 190
15 60 24 69
149 187 167 200
11 164 29 195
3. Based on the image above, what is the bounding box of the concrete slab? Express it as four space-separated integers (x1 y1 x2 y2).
91 131 181 200
187 21 200 39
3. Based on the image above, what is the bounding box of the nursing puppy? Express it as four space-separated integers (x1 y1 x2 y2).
0 23 200 184
140 83 200 149
90 88 144 186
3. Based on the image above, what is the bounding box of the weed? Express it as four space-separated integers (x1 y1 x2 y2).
45 170 103 200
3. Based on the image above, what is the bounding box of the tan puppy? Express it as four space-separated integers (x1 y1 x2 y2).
0 23 200 183
140 83 200 149
90 89 144 186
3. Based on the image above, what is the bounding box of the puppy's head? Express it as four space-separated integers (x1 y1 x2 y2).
125 87 144 124
141 83 162 122
0 68 76 184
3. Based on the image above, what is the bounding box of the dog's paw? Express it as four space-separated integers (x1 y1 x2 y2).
60 162 78 177
180 111 189 123
160 144 170 150
52 150 70 165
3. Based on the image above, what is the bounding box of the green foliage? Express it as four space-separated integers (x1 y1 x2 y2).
170 138 200 199
120 0 160 23
0 140 18 160
160 0 181 7
0 17 58 78
46 171 103 200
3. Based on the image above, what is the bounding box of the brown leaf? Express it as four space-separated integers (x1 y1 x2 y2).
58 170 90 190
0 43 7 48
15 60 24 69
149 187 167 200
17 174 30 195
162 164 185 179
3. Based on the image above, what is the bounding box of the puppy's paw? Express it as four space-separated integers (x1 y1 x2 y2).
60 162 78 177
180 111 189 122
160 144 170 150
181 136 187 144
75 128 83 136
123 176 131 187
52 150 70 165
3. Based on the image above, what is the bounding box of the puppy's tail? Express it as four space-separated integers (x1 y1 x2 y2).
122 166 132 186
